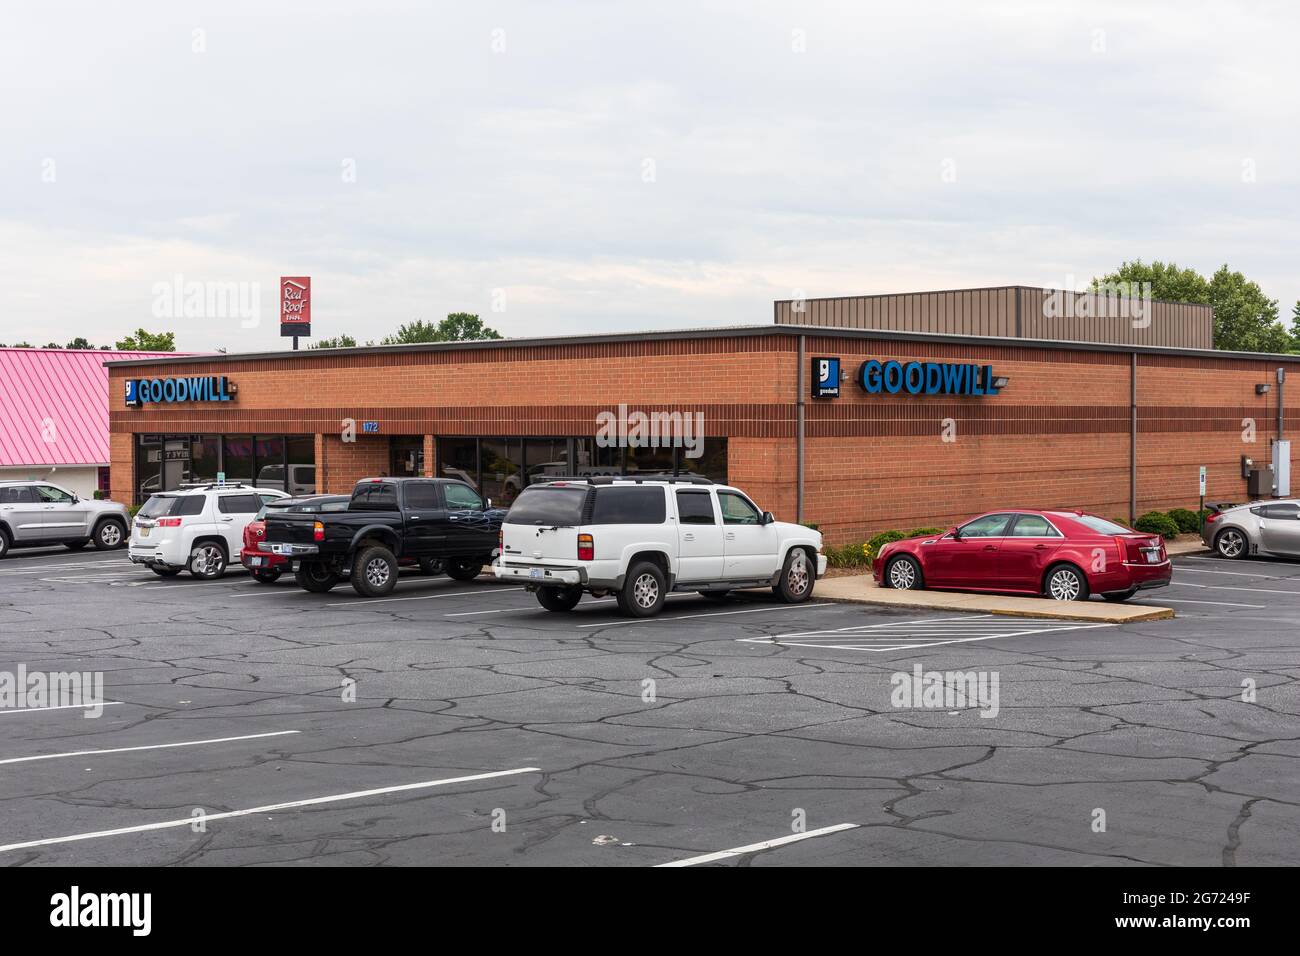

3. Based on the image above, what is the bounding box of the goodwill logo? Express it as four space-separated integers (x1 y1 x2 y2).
812 357 841 397
0 665 106 717
596 404 704 459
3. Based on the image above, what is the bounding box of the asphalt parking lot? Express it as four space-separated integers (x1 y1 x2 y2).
1 547 1298 866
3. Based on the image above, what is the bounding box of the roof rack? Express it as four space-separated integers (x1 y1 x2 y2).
535 474 715 486
177 481 253 491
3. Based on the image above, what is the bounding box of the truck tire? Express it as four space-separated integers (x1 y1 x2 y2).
418 557 444 576
295 562 340 593
536 585 583 612
445 558 483 582
619 561 667 617
351 546 398 597
773 548 815 603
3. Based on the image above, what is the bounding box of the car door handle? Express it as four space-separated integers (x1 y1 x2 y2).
1033 544 1048 550
449 515 460 521
983 545 996 551
725 532 736 540
221 516 234 522
683 533 695 541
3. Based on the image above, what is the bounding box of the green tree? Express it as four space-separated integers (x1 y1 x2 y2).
1094 260 1289 352
309 334 359 349
381 313 502 345
42 342 63 349
115 329 176 351
1289 301 1300 353
65 337 93 349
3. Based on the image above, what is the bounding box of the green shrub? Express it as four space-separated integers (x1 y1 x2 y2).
1134 511 1180 539
865 529 907 561
1167 508 1200 534
905 527 943 538
825 542 870 568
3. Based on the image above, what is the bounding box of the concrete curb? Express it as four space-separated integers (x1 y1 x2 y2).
815 586 1175 622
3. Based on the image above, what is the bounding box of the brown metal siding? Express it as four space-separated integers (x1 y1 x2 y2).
776 286 1213 349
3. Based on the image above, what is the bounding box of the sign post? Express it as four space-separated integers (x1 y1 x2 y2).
1199 465 1207 536
280 277 311 350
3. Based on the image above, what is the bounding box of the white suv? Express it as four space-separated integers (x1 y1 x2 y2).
128 484 291 579
494 477 826 617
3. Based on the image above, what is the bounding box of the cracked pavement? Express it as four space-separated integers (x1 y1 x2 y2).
0 547 1297 866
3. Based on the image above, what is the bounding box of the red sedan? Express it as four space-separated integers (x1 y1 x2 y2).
872 510 1171 602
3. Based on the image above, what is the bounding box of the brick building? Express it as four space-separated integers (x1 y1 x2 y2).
106 290 1299 545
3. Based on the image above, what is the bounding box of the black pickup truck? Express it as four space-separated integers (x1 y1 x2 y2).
262 477 506 597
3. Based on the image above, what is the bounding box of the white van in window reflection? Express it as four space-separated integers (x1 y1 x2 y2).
256 464 316 495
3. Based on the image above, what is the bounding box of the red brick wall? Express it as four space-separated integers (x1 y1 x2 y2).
106 335 1300 539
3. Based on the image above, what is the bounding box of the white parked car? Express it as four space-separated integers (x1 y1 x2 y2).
494 476 826 616
0 481 130 557
128 483 291 579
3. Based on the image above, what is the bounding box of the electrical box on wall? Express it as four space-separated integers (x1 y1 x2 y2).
1274 439 1291 497
1248 467 1274 497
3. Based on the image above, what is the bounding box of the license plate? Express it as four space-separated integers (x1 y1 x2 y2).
529 568 544 580
248 556 264 567
139 527 150 538
1144 550 1161 563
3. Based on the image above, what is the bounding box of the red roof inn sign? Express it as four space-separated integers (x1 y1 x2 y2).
280 277 311 339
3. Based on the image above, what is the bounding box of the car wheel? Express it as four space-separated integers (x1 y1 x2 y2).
1102 588 1138 602
620 561 667 617
418 557 444 576
187 542 228 579
93 519 126 550
699 590 730 602
885 555 923 590
445 558 484 582
1215 527 1247 559
351 546 398 597
535 585 583 612
295 562 340 593
0 529 9 559
150 567 182 577
773 548 815 603
252 569 282 584
1045 564 1089 601
64 539 90 551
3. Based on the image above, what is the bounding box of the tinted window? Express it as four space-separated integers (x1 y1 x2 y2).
591 486 667 525
176 495 206 516
958 514 1012 538
718 491 760 525
676 490 716 525
443 482 483 510
138 494 204 518
505 485 588 525
35 485 74 504
218 494 261 514
350 482 399 512
0 486 36 504
1262 504 1300 520
1008 515 1060 537
405 482 441 510
1074 515 1133 535
320 498 349 512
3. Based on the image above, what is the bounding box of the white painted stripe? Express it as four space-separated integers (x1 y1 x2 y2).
0 560 130 575
1171 581 1300 596
1141 598 1266 608
0 702 123 716
325 587 519 607
443 593 695 617
1181 556 1299 569
1170 567 1295 579
577 602 834 628
656 823 859 867
0 766 541 854
0 730 300 765
744 622 1117 653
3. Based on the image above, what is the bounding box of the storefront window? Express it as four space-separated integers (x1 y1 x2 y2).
481 438 523 506
254 435 286 490
222 435 255 483
676 438 728 484
287 436 316 495
190 435 221 485
438 438 479 490
524 438 571 485
570 439 623 478
624 443 675 475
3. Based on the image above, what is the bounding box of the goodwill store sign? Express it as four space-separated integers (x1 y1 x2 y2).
125 376 235 406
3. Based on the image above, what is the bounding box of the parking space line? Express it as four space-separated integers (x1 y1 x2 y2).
1171 567 1299 579
576 602 834 628
0 730 301 765
0 702 124 717
743 619 1116 653
444 594 697 617
1181 556 1298 569
0 766 542 855
1171 581 1300 596
1140 598 1267 608
0 561 131 575
655 822 859 867
324 587 519 608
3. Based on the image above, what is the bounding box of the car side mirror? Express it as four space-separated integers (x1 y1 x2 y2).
950 527 962 541
762 511 775 525
485 498 493 509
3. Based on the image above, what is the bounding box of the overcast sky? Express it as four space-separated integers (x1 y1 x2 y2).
2 1 1297 351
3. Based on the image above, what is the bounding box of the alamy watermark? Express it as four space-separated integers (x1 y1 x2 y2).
595 404 704 459
151 273 261 328
1042 275 1153 329
0 665 105 717
890 664 999 718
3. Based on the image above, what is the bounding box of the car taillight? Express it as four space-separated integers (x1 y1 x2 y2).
498 529 503 552
313 521 325 542
577 533 594 561
157 517 182 528
1205 511 1221 524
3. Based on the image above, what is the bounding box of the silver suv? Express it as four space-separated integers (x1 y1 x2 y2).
0 481 130 558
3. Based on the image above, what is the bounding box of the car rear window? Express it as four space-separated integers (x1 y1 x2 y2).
505 485 589 525
1074 515 1132 534
350 482 399 512
591 486 666 525
218 494 261 514
138 494 205 518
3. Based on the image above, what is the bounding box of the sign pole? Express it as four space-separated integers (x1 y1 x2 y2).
1198 465 1207 537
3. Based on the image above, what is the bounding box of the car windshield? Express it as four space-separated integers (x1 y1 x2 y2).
505 485 588 525
137 494 184 518
256 502 292 521
1074 515 1133 534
